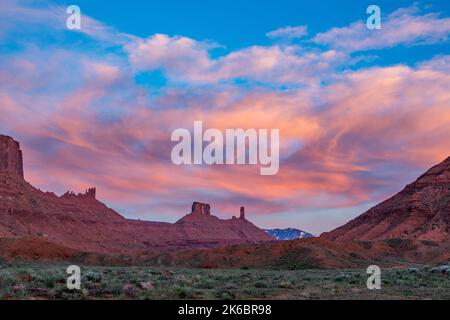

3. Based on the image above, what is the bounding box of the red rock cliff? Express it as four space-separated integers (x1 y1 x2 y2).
0 135 24 179
322 157 450 241
0 134 272 254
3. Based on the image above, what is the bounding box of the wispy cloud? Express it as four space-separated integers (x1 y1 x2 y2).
0 0 134 45
266 25 308 39
313 5 450 52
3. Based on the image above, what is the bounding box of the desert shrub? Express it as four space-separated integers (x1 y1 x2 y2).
177 287 196 299
214 289 235 300
41 273 66 289
420 240 439 247
278 281 294 289
254 281 268 288
85 271 103 283
361 241 373 250
196 279 215 289
334 274 347 282
385 238 403 248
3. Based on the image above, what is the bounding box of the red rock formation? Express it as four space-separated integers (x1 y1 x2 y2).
191 202 211 216
322 157 450 242
61 187 96 200
85 187 96 198
240 206 245 220
174 202 273 245
0 135 24 179
0 134 272 255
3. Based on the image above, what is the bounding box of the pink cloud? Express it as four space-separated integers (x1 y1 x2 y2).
126 34 216 78
125 34 346 85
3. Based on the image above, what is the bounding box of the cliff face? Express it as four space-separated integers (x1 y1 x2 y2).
322 157 450 242
0 178 272 254
175 202 273 245
0 135 24 179
0 134 272 255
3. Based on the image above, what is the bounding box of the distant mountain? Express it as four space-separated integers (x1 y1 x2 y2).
265 228 314 240
322 156 450 242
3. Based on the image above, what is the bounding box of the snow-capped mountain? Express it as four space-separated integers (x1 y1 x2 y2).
265 228 314 240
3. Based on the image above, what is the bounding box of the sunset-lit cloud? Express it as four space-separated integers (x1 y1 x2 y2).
125 34 346 85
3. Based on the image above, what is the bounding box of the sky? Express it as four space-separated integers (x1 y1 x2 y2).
0 0 450 234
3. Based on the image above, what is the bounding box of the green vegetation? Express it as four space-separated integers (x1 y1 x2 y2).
0 263 448 300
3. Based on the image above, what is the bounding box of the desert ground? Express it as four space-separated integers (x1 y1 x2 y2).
0 263 449 300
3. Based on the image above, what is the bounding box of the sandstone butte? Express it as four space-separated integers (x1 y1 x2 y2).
0 134 273 258
321 156 450 242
